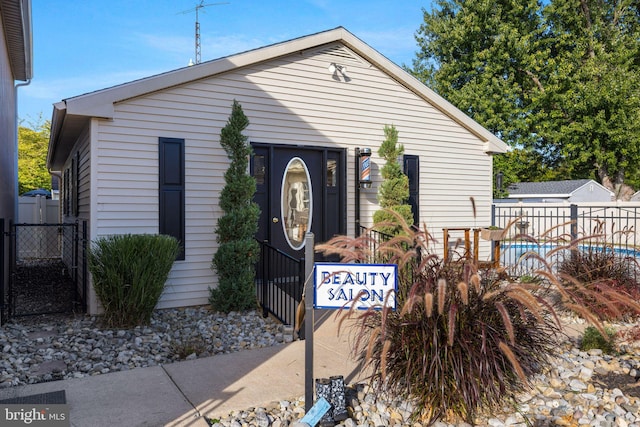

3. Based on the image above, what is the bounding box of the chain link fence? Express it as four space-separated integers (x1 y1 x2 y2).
1 221 87 322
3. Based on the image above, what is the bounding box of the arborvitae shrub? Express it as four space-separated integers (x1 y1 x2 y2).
210 100 260 312
372 125 413 234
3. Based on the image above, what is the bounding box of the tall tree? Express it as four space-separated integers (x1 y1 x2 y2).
413 0 547 148
18 118 51 195
539 0 640 198
412 0 640 197
210 100 260 313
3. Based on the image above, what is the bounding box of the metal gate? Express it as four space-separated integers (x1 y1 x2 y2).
0 219 87 324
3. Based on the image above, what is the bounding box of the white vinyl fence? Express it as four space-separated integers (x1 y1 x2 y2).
18 196 59 224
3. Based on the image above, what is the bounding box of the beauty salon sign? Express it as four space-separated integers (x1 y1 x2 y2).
313 263 397 310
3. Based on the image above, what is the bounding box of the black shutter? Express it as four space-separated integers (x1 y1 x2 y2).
72 151 79 216
403 154 419 226
63 168 69 216
159 138 185 260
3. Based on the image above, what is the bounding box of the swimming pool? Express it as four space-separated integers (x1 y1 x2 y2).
500 242 640 273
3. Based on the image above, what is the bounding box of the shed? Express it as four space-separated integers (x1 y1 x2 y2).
47 27 508 314
504 179 614 203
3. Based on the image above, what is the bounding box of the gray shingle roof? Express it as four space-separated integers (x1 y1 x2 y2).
507 179 593 196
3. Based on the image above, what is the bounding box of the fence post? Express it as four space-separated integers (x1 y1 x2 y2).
261 241 268 318
82 221 88 312
0 218 4 325
73 221 79 307
7 220 14 319
491 203 496 227
570 204 578 241
304 232 315 412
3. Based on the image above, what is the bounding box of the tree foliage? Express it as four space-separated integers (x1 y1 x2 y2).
210 100 261 313
18 118 51 195
413 0 640 198
373 125 414 234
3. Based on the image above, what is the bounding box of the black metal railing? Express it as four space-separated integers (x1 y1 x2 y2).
493 203 640 280
255 239 304 326
358 226 394 263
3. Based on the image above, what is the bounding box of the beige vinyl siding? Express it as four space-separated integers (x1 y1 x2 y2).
91 43 493 309
57 124 93 310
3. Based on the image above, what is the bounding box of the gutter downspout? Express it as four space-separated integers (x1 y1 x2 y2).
14 79 31 219
48 169 62 202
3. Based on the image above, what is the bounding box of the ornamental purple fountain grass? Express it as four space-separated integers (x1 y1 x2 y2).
316 212 640 426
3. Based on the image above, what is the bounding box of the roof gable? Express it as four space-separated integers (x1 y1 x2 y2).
48 27 508 169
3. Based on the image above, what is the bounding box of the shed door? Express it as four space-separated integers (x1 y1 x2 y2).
252 144 345 259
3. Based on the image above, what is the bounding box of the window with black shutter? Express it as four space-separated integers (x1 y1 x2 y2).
403 154 419 226
159 137 185 260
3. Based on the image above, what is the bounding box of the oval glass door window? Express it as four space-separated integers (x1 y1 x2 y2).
282 157 312 250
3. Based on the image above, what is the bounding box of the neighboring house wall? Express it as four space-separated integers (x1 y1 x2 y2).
568 182 613 203
506 180 613 203
0 21 17 315
0 14 17 226
1 0 32 317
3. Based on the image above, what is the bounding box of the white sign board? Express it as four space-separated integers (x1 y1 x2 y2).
314 263 397 310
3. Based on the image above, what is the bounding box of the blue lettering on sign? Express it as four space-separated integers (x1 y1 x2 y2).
321 271 392 286
327 287 384 302
314 263 397 310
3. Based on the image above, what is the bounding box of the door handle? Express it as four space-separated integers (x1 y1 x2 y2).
272 217 279 223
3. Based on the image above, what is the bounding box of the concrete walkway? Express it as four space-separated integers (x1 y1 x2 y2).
0 311 365 427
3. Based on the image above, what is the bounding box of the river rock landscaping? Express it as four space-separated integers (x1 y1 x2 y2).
208 331 640 427
0 307 290 387
0 308 638 426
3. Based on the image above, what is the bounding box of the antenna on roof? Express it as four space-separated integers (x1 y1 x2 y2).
178 1 229 64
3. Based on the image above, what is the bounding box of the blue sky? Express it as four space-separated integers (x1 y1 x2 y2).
19 0 432 124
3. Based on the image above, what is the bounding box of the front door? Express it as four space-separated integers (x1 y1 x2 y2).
252 143 345 259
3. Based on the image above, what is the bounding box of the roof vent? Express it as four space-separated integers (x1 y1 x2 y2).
303 43 367 67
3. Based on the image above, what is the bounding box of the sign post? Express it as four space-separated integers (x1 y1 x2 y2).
301 234 397 417
304 232 315 412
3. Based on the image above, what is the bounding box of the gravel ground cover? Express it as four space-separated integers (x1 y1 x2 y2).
1 306 639 426
0 307 290 388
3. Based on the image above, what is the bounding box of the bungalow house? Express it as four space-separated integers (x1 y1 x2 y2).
503 179 614 203
47 27 508 314
1 0 33 318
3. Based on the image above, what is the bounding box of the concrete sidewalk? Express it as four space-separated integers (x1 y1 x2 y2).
0 311 365 427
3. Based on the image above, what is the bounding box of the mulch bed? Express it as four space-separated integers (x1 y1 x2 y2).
11 260 78 317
